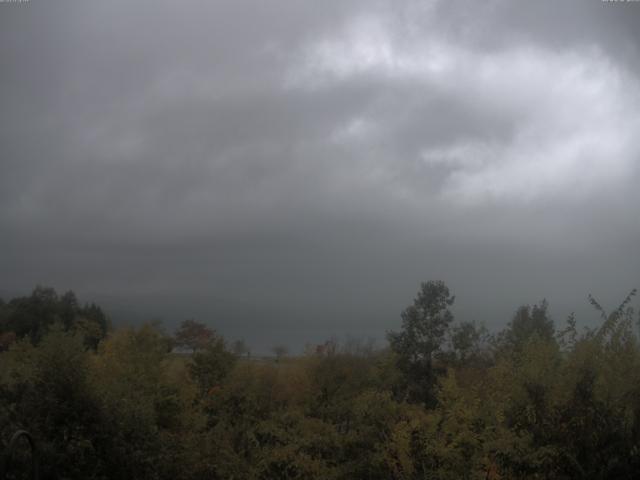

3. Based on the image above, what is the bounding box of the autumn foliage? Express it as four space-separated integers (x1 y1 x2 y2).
1 284 640 479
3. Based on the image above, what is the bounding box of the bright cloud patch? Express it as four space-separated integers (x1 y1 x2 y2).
291 14 640 206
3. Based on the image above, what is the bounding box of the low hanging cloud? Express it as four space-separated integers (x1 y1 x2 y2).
292 11 640 207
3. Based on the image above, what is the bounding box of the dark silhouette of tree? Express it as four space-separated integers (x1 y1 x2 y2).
448 320 489 365
388 280 455 406
502 299 555 350
174 319 214 352
189 337 236 395
0 286 109 348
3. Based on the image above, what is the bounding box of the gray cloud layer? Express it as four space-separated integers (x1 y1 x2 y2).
2 0 639 351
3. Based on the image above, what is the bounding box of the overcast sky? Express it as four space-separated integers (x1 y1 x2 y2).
1 0 639 351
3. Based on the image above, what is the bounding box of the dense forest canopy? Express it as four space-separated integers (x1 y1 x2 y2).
2 283 639 479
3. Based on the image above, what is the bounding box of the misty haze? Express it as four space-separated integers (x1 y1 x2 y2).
2 1 640 479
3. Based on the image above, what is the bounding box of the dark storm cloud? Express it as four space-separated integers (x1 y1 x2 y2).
1 0 639 351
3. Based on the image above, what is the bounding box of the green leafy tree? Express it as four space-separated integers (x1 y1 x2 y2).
448 320 490 366
3 286 61 343
189 336 237 395
0 327 104 479
91 323 191 479
76 302 110 349
499 300 555 353
0 287 109 349
388 280 455 405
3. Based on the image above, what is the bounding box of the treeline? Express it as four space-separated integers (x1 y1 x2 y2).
1 282 640 479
